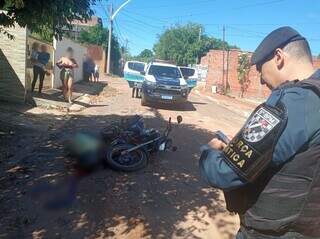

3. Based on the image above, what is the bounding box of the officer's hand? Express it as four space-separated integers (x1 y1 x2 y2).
207 138 227 151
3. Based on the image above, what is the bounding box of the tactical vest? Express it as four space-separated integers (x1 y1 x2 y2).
225 74 320 238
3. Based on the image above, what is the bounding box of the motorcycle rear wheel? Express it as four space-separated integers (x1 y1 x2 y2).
106 144 148 172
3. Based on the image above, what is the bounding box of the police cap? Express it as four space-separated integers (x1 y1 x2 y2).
251 26 305 65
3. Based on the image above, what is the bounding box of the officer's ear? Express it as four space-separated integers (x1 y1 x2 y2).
274 48 285 70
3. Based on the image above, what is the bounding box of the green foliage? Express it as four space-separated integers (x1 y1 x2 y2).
153 23 238 66
131 49 154 63
318 54 320 59
78 25 108 47
237 53 251 98
0 0 95 39
78 25 122 75
30 27 54 43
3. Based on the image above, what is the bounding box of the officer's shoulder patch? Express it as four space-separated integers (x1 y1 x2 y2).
243 107 280 143
222 104 286 182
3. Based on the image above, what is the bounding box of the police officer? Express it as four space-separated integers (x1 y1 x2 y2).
199 26 320 238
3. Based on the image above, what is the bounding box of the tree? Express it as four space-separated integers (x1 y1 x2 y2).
78 25 122 75
78 25 109 47
237 53 251 98
0 0 95 39
318 54 320 59
153 23 238 66
134 49 154 62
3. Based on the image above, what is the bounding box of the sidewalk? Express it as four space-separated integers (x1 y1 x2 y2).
32 80 108 112
193 87 261 118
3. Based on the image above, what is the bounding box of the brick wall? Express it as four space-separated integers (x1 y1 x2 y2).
87 44 106 75
202 50 320 100
202 49 271 99
314 58 320 68
0 24 28 104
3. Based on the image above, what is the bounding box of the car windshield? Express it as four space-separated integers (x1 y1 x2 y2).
148 65 181 78
180 67 195 78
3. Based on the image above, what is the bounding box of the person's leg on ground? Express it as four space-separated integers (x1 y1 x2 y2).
96 73 99 82
132 88 136 98
67 76 73 103
32 66 40 92
63 73 69 102
38 68 45 93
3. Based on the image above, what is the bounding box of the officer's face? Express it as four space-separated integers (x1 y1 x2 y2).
257 61 275 90
257 49 285 90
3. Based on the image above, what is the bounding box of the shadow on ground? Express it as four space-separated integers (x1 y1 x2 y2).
146 101 198 112
0 109 236 239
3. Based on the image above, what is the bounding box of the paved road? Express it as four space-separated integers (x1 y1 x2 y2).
0 77 249 239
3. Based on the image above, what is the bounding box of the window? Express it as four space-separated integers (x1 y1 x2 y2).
128 62 145 72
148 65 181 79
180 67 195 78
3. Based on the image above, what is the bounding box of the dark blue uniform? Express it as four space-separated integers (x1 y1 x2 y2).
200 70 320 190
200 70 320 238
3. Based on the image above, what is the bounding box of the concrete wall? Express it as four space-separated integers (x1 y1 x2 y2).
0 24 28 104
53 38 87 88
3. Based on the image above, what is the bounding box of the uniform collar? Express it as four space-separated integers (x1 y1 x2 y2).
274 69 320 91
308 69 320 80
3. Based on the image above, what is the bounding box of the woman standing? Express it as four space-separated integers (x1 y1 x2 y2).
56 47 78 103
32 44 50 93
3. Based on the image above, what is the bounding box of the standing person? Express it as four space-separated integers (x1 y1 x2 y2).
199 26 320 238
56 47 78 103
83 55 95 82
31 44 50 93
30 42 39 64
93 62 99 82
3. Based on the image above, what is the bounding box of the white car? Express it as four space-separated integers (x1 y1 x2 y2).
124 61 146 89
179 66 199 92
140 61 189 105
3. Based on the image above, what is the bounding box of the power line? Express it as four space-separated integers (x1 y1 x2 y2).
120 12 165 29
126 0 288 20
114 18 126 44
123 9 170 24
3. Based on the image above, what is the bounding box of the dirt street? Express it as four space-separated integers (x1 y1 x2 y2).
0 77 253 239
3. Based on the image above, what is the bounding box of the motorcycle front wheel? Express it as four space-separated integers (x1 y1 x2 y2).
106 144 148 172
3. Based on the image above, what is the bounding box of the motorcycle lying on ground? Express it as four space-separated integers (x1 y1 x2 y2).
33 115 182 210
68 115 183 172
101 115 183 172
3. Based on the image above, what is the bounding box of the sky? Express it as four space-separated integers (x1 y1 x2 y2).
93 0 320 56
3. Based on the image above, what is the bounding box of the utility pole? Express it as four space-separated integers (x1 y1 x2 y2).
106 0 131 75
222 25 226 94
107 4 113 74
196 27 202 64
